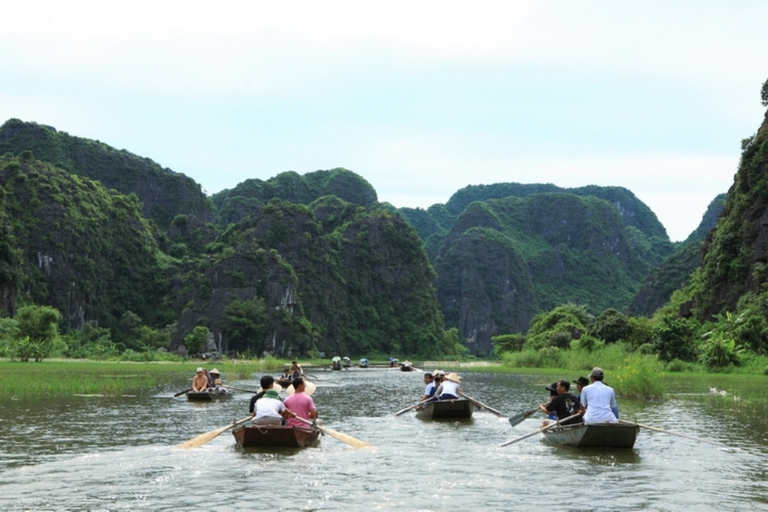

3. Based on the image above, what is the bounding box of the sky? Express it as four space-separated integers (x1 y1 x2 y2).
1 1 767 241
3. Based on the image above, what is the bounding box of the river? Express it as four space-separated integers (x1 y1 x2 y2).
1 368 767 511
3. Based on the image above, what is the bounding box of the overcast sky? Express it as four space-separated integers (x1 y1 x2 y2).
2 1 767 241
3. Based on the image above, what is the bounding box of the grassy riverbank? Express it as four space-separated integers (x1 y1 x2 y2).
0 359 285 398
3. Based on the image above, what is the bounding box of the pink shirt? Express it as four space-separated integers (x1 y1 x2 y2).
284 392 316 428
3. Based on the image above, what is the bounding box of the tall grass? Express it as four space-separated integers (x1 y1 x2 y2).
0 359 288 398
500 343 665 398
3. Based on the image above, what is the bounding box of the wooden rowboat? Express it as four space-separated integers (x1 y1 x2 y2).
186 390 233 401
232 425 321 448
542 422 639 448
415 399 474 420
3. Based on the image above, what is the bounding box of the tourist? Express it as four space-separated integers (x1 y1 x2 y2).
252 375 297 426
540 380 581 426
572 376 589 406
247 375 271 414
278 368 293 384
542 382 559 421
283 377 318 428
421 372 436 402
290 361 303 379
580 367 619 424
435 372 461 400
191 367 208 392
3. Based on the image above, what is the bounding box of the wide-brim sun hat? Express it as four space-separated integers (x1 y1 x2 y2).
573 376 589 386
209 368 220 375
445 372 462 383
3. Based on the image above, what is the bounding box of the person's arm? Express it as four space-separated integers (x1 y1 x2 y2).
281 408 298 420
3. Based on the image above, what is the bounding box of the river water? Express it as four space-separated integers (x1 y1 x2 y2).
1 369 767 511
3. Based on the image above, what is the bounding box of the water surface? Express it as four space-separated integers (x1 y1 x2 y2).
1 369 766 511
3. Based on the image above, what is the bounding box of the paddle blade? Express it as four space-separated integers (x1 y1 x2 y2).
318 426 375 449
176 416 252 449
508 408 538 427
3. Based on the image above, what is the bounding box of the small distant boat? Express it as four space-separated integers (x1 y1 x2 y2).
186 389 233 401
342 357 351 368
232 425 321 448
400 361 413 372
415 399 473 420
542 422 639 448
331 356 342 370
359 358 369 368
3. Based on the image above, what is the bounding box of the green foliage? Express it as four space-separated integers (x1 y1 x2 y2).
611 353 666 399
60 322 117 359
699 312 743 368
761 78 768 107
0 119 212 229
589 309 632 343
492 333 526 354
526 303 592 350
221 298 270 353
653 315 699 362
14 304 61 361
183 325 209 355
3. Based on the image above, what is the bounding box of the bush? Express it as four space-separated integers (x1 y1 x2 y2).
611 354 665 399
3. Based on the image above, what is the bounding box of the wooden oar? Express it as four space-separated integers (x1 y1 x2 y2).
222 385 259 393
176 416 253 449
392 402 420 416
507 407 540 427
617 420 726 447
295 417 375 449
499 413 582 447
173 388 192 397
458 391 509 418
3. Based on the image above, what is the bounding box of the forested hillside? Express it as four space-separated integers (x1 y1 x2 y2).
0 119 212 229
0 116 736 360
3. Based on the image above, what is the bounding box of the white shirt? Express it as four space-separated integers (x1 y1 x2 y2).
437 380 460 397
581 381 618 424
254 397 285 420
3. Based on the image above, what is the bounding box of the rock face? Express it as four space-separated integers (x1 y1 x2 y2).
627 194 727 317
0 119 212 229
433 193 649 354
0 151 169 331
695 111 768 318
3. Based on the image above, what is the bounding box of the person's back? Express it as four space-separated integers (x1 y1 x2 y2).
581 368 618 424
284 378 317 428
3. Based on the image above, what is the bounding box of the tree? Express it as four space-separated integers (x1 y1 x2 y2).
221 298 270 354
761 78 768 107
14 305 61 361
183 326 210 355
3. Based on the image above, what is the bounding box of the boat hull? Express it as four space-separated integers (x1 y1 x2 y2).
186 391 232 401
232 425 321 448
416 399 474 420
543 422 639 448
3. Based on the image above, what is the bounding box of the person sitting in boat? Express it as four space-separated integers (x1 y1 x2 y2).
278 368 293 384
542 382 559 421
540 380 581 426
252 376 298 426
435 372 461 400
580 367 619 424
191 367 209 392
290 361 303 379
572 376 589 406
248 375 272 414
283 377 318 428
421 372 436 402
207 368 227 393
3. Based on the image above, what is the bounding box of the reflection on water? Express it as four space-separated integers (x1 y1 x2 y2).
1 369 767 511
